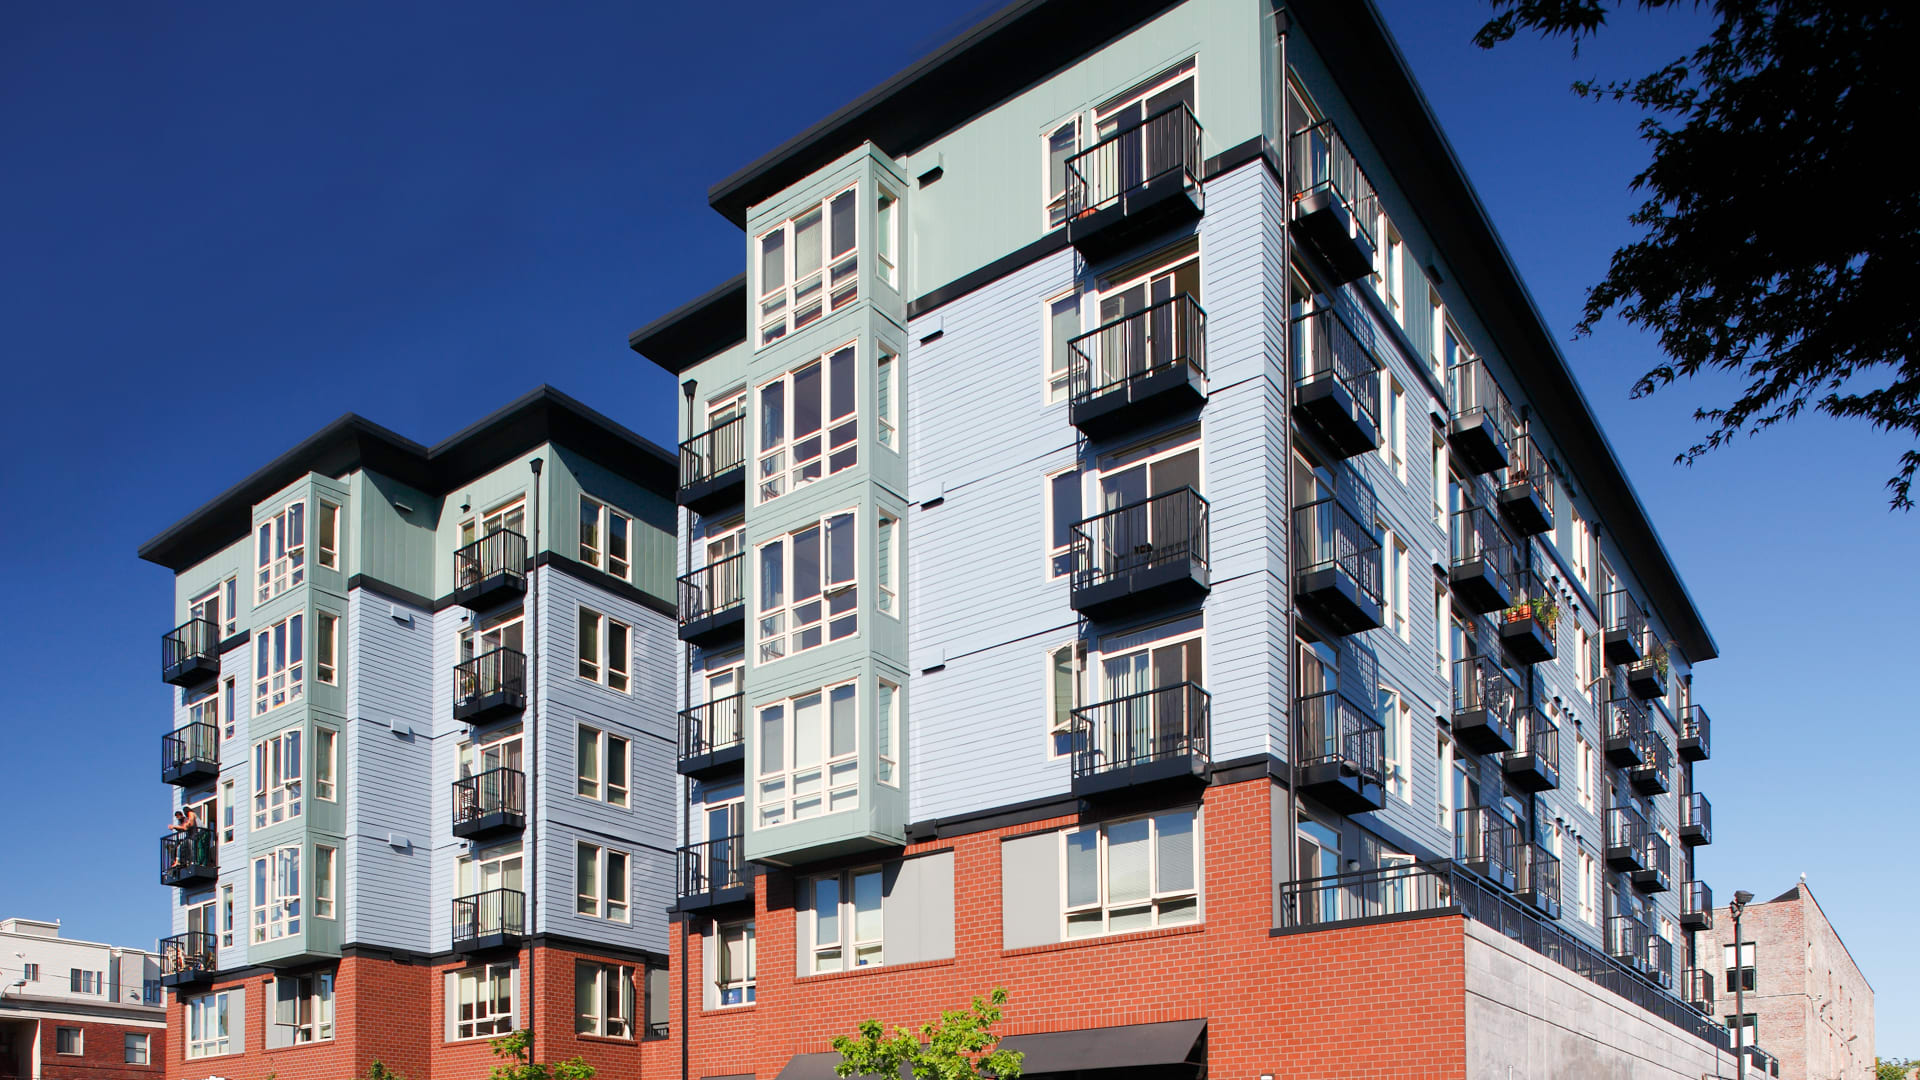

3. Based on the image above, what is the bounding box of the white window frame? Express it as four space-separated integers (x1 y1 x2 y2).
315 611 338 685
875 187 899 289
256 500 306 603
1374 215 1406 327
578 495 633 582
314 845 336 919
575 724 630 808
1043 114 1081 229
756 186 860 347
1580 849 1597 924
754 344 860 504
576 606 631 693
575 841 631 923
807 866 885 973
252 844 301 943
186 990 234 1058
715 921 756 1007
124 1032 149 1064
876 514 899 619
452 962 516 1041
575 961 635 1039
220 884 235 947
754 509 859 664
461 498 527 550
1380 526 1410 642
221 676 237 740
1379 374 1407 482
1045 467 1082 579
313 727 337 802
1578 736 1596 811
1378 686 1412 802
1045 641 1085 760
254 613 305 716
875 679 900 788
1061 808 1200 939
1043 291 1081 404
186 680 220 735
754 680 860 828
253 728 303 828
275 971 334 1043
876 349 898 451
316 501 341 570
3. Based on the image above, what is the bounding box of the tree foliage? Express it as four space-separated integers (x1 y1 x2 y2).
487 1030 595 1080
833 987 1024 1080
1477 1 1920 507
1877 1058 1916 1080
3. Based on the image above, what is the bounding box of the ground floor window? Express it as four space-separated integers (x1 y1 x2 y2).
574 961 634 1038
452 962 515 1040
124 1033 149 1064
186 992 233 1058
55 1028 81 1055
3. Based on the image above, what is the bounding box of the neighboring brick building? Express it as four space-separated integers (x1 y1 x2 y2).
1699 880 1874 1080
0 918 165 1080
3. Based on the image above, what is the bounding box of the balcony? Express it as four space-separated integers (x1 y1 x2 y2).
160 827 216 888
678 693 745 779
1679 704 1711 762
1603 697 1649 768
1063 102 1205 261
1626 647 1669 700
1683 967 1714 1014
1071 682 1211 798
1448 505 1517 614
452 647 527 725
1606 914 1648 970
1453 807 1517 891
1290 308 1380 460
677 414 746 516
1682 880 1714 933
1450 656 1518 755
452 529 528 611
1644 934 1674 988
1498 574 1559 665
1628 732 1671 796
1289 119 1378 285
677 552 745 648
1294 688 1385 814
1515 842 1562 920
451 888 525 953
1497 431 1555 536
1292 492 1383 636
158 931 215 988
1602 589 1648 665
1603 806 1646 873
161 618 220 686
1680 791 1712 846
451 767 525 842
1067 294 1207 438
1503 709 1560 793
1446 358 1518 476
160 722 219 787
1633 832 1672 894
677 835 752 911
1069 488 1210 619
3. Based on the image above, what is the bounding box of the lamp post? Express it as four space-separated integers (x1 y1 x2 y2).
1729 888 1755 1063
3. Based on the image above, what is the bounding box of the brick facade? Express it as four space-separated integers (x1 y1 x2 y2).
20 1018 164 1080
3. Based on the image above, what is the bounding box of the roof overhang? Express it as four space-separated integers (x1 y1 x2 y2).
626 274 747 375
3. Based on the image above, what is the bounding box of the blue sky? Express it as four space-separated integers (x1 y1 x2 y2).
1 0 1910 1057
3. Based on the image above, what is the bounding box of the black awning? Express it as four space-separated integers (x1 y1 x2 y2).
774 1055 910 1080
996 1019 1207 1079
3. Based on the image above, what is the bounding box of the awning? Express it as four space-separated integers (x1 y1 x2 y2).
774 1054 911 1080
997 1019 1207 1078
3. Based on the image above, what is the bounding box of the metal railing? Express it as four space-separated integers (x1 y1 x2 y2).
1635 732 1673 786
1450 504 1518 584
1606 805 1648 853
161 827 216 881
452 767 525 829
1503 430 1556 517
1516 843 1561 911
1447 357 1519 451
1606 696 1650 752
161 722 219 776
1451 655 1520 723
1512 710 1560 773
1642 832 1672 880
453 647 526 711
1683 967 1714 1010
1292 307 1381 426
1682 704 1711 757
1682 791 1712 842
1065 101 1204 219
679 835 749 899
1506 568 1560 627
1288 118 1379 254
679 414 747 490
1608 914 1648 964
162 618 219 677
454 529 527 597
1646 934 1674 986
452 888 526 943
677 552 746 627
1683 881 1714 928
680 693 745 761
1071 682 1210 783
1603 588 1649 648
1067 293 1206 408
1293 688 1385 787
1293 493 1382 605
159 931 215 979
1071 487 1209 591
1454 807 1516 884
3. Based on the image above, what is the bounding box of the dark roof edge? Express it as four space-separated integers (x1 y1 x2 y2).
627 273 748 375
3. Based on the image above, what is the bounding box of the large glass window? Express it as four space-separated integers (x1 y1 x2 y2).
575 725 630 807
275 971 333 1043
316 612 338 685
253 613 305 715
757 188 858 346
755 511 858 663
252 729 303 828
575 842 630 922
453 962 516 1040
251 845 301 943
809 868 884 973
1047 642 1084 758
716 921 756 1006
575 961 634 1039
576 607 631 693
756 346 859 503
1045 293 1081 402
1063 809 1198 938
755 681 859 827
579 497 632 581
185 991 233 1057
314 728 337 802
256 500 306 602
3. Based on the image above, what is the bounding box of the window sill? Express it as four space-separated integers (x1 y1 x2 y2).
263 1037 336 1054
796 956 955 985
446 1032 517 1046
1002 921 1204 958
701 1003 757 1018
574 1033 638 1046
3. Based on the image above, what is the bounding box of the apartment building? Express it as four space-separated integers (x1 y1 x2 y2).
0 917 164 1080
626 1 1774 1078
139 388 680 1080
1698 881 1874 1080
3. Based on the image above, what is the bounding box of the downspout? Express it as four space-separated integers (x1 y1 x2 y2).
680 379 696 1080
526 456 542 1038
1277 7 1301 918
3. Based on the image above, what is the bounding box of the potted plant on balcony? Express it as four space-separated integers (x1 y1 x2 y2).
1627 642 1670 699
1499 594 1559 664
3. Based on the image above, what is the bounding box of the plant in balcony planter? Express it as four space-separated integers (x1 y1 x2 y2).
1504 595 1559 631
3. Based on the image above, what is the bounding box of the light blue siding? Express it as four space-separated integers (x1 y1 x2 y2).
344 588 436 951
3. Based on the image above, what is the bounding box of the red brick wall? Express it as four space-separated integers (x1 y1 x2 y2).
35 1017 165 1080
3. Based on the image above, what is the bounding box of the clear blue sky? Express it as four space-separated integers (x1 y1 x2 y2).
1 0 1910 1058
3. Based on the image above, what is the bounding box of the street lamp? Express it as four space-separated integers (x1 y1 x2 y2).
1729 889 1755 1057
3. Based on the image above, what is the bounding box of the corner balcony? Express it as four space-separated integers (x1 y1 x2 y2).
1292 492 1383 636
1497 431 1555 536
1602 589 1648 666
1633 832 1672 894
1448 504 1516 615
1069 488 1210 620
1626 647 1669 700
1070 683 1211 799
160 827 216 889
161 618 220 686
452 529 527 611
160 722 219 787
1498 574 1559 665
1445 357 1518 476
1453 807 1517 891
1067 294 1207 439
1681 880 1714 933
1063 102 1205 261
452 888 525 953
451 767 525 842
1603 806 1647 873
1515 842 1562 920
677 835 751 912
1450 656 1518 755
677 693 745 779
1683 967 1715 1014
452 647 527 725
1679 704 1711 762
1603 697 1649 768
1680 791 1712 847
1289 118 1379 286
1628 732 1671 795
1503 709 1560 793
158 931 215 988
677 553 745 649
677 413 746 516
1290 308 1380 460
1294 687 1385 814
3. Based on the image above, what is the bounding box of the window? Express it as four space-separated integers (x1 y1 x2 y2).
576 607 631 693
275 972 333 1043
186 991 233 1057
316 612 337 685
755 681 859 827
315 845 336 919
1378 687 1412 801
1567 502 1593 594
575 842 630 922
715 921 756 1006
1047 469 1081 577
253 729 303 828
453 963 516 1040
1426 290 1447 383
1432 580 1449 675
189 585 225 645
876 350 898 450
755 510 858 662
809 868 884 973
312 728 336 802
461 499 526 551
187 681 220 736
875 188 898 288
575 962 634 1039
1431 430 1448 530
70 969 100 994
124 1032 149 1064
1725 943 1757 992
187 898 216 945
757 187 859 346
1725 1013 1758 1050
577 496 632 581
756 346 859 503
1047 642 1085 758
56 1027 82 1055
1381 528 1410 642
317 502 340 570
575 726 630 807
253 614 305 716
1434 735 1453 830
1580 851 1597 924
876 514 898 618
875 680 899 787
1043 116 1080 227
1375 217 1405 326
220 779 237 842
21 964 36 981
1577 736 1596 811
1044 293 1081 403
1063 809 1198 938
220 885 236 947
256 500 306 602
252 845 301 943
222 677 237 739
1379 375 1407 481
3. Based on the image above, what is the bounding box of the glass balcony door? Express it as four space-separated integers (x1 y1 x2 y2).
1094 68 1195 194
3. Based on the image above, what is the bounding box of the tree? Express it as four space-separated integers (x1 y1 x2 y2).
833 987 1024 1080
486 1030 594 1080
1876 1057 1916 1080
1475 1 1920 507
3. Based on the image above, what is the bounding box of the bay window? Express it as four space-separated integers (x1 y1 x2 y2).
317 501 340 570
755 510 857 663
251 844 301 943
253 729 303 828
757 188 858 346
257 500 306 602
755 681 858 827
756 345 858 503
1063 809 1199 938
808 867 884 973
254 613 305 715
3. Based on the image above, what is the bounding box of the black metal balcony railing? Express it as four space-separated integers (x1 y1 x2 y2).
1294 687 1386 814
1635 832 1672 893
1515 842 1562 919
1070 487 1210 617
452 646 527 724
1682 880 1714 932
1604 696 1650 767
1604 805 1647 872
1627 646 1669 700
1289 118 1379 284
1498 430 1556 536
1679 704 1711 762
1448 504 1518 615
1291 307 1381 460
1451 655 1519 754
158 931 215 986
678 414 747 512
1071 682 1211 796
1607 913 1649 967
1504 708 1560 793
1067 294 1207 434
1065 101 1205 223
1681 791 1713 846
1683 967 1715 1012
1446 357 1519 475
452 888 526 949
677 552 747 645
678 693 745 777
678 834 751 908
161 618 220 686
451 767 526 840
453 528 528 609
1630 731 1672 795
1275 861 1734 1053
1454 807 1517 890
1498 571 1559 665
1603 588 1649 665
160 722 219 786
160 827 216 887
1293 491 1383 636
1644 933 1674 988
